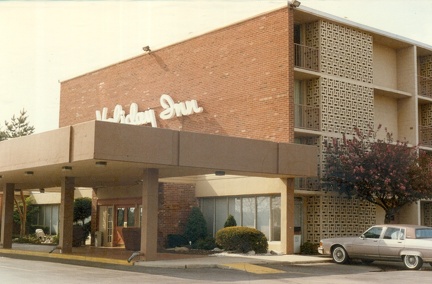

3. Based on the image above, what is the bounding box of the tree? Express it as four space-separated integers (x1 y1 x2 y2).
323 125 432 224
73 197 92 225
183 207 207 244
1 109 35 236
224 214 237 228
0 109 35 141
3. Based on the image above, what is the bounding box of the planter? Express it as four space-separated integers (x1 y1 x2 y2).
122 227 141 251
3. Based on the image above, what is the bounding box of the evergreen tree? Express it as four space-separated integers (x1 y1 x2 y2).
0 109 35 141
224 214 237 227
1 109 35 236
183 207 207 243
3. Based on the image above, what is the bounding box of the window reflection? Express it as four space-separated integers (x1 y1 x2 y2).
200 195 281 241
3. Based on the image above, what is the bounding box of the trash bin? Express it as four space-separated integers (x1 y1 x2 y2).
95 231 103 247
294 235 301 253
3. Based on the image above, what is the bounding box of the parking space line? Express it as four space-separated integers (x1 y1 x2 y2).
220 263 285 274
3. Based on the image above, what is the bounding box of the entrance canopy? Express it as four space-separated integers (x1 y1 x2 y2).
0 120 317 190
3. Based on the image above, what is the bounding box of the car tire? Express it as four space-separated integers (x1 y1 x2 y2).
332 246 349 264
403 255 423 270
361 259 374 265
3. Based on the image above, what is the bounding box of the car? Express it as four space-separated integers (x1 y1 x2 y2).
318 224 432 270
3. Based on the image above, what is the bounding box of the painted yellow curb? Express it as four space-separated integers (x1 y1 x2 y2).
0 249 131 266
220 262 285 274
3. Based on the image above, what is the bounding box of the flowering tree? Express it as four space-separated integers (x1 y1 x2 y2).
324 125 432 224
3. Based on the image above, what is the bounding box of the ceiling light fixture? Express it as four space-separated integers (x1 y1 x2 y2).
62 166 73 171
95 161 107 167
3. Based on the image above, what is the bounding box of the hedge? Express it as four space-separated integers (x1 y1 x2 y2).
216 226 268 254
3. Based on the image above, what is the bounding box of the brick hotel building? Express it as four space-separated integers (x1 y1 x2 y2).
1 4 432 259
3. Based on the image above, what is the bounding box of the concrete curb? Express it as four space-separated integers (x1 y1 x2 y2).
1 245 332 269
0 248 132 266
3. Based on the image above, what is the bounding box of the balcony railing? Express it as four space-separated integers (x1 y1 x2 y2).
295 177 321 191
418 76 432 98
294 43 319 71
295 104 320 131
420 125 432 148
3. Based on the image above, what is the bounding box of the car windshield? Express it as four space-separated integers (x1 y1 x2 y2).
363 227 383 239
415 228 432 239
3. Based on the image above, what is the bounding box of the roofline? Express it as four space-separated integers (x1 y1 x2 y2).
61 4 432 84
60 4 288 84
297 5 432 51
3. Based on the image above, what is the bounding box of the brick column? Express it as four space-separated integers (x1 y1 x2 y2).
1 183 14 249
140 168 159 261
59 177 75 253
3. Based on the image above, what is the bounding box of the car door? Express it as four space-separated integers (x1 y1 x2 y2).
350 226 383 257
378 227 405 260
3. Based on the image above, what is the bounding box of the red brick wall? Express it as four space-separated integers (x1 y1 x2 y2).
60 7 293 143
0 194 2 232
158 183 198 249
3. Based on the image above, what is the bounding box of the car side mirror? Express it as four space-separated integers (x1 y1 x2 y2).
360 234 365 239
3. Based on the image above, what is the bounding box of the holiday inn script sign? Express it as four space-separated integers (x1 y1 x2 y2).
96 94 204 127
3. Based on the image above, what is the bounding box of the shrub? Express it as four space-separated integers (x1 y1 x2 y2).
13 235 41 244
51 234 59 244
193 237 217 250
300 241 319 255
216 226 268 254
223 214 237 228
73 197 92 225
184 207 207 243
167 234 188 248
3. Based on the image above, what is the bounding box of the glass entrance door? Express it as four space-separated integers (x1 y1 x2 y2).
114 206 137 246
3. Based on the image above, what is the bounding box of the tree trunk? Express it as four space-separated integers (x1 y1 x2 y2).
14 190 27 236
384 209 397 224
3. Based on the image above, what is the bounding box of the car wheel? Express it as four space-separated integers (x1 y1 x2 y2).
332 246 349 264
403 255 423 270
361 259 374 265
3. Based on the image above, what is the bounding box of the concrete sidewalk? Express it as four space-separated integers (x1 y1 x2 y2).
135 252 332 269
0 244 331 269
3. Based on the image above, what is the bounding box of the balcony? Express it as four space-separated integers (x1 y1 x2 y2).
295 177 321 191
418 76 432 98
294 43 319 72
295 104 320 131
420 125 432 148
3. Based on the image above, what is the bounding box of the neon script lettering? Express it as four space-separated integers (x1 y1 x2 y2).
159 94 204 120
96 103 157 127
95 94 203 127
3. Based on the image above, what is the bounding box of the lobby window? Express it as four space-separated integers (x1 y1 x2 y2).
200 195 281 241
36 204 59 235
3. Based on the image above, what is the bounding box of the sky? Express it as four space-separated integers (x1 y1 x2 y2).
1 0 431 133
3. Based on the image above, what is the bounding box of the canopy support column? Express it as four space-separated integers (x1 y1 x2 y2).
140 168 159 261
1 183 15 249
59 177 75 253
281 178 295 254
